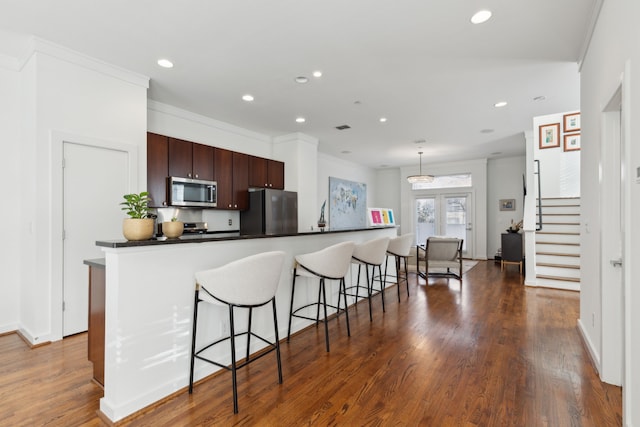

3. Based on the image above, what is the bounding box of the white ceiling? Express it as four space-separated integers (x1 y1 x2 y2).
0 0 598 169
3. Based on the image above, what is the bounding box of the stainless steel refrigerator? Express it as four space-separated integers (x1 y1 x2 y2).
240 189 298 235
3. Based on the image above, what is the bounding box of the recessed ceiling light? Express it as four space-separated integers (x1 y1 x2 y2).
491 152 502 156
481 128 495 134
494 101 508 108
379 117 388 123
533 95 547 101
313 70 322 78
296 117 306 123
341 150 352 154
242 94 254 102
414 139 426 144
295 76 309 84
470 10 492 24
157 59 174 68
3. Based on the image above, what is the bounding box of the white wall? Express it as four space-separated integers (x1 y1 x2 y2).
375 168 402 229
487 156 526 259
580 0 639 424
317 152 378 230
533 112 581 198
0 62 21 333
18 40 148 343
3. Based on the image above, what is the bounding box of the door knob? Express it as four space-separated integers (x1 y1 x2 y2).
610 258 623 267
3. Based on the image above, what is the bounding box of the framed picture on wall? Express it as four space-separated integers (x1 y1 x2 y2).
563 112 581 132
539 123 560 149
499 199 516 211
564 133 581 151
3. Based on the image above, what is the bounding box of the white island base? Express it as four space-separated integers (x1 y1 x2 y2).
98 227 397 422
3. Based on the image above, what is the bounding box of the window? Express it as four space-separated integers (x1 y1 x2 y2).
411 173 472 190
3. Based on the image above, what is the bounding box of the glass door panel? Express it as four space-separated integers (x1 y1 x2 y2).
415 193 472 257
415 197 436 246
444 196 467 253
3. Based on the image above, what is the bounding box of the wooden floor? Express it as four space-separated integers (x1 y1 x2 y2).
0 261 622 426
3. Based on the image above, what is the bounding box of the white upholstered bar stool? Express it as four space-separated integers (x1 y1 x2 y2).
189 251 286 414
287 241 355 352
383 233 414 302
346 237 390 321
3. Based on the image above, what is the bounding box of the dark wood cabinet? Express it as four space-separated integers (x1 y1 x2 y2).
213 148 249 210
192 143 214 181
501 232 524 273
249 156 285 189
147 132 275 211
147 132 169 208
268 159 285 189
168 137 214 180
85 259 105 387
168 137 193 178
214 148 233 209
233 152 249 210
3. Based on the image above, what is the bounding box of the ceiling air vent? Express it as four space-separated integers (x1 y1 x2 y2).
335 125 351 130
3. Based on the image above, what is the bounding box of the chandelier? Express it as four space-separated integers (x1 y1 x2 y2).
406 151 434 184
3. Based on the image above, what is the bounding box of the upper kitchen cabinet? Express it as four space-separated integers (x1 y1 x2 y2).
248 156 284 190
233 152 249 210
168 138 214 181
214 148 249 210
192 143 214 181
147 132 169 208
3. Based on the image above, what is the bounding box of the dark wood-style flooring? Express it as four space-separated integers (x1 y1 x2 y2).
0 261 622 426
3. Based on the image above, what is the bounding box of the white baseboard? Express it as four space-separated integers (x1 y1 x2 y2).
577 318 601 376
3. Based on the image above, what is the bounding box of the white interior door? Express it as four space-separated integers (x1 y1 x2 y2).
600 89 624 385
415 192 472 257
63 142 129 336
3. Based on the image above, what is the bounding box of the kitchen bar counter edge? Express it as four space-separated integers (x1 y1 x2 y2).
96 226 397 248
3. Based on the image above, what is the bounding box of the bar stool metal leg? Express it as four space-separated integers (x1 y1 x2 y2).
188 285 200 394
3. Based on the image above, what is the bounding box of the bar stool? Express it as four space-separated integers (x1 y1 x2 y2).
346 237 390 321
287 241 355 352
189 251 286 414
383 233 414 302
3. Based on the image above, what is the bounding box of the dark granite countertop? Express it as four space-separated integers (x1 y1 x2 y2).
96 226 397 249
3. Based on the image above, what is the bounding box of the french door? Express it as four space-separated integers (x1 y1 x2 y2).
415 193 472 257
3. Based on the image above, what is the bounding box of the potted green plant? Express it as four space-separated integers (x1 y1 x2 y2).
120 191 155 241
162 216 184 238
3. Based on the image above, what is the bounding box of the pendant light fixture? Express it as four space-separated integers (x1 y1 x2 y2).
406 151 434 184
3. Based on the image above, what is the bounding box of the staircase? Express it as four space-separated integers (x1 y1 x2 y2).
535 197 581 291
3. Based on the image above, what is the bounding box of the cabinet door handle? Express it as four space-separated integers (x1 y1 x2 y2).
195 173 199 179
188 172 192 178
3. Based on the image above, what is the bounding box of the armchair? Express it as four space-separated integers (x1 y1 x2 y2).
416 237 464 281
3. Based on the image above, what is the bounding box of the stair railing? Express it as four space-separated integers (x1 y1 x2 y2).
535 159 543 231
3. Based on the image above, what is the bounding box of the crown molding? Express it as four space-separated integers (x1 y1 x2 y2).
19 37 149 88
148 99 271 143
578 0 604 70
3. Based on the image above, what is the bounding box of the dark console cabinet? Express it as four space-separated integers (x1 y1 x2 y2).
501 232 523 273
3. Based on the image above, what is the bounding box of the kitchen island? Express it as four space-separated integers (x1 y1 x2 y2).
95 227 397 422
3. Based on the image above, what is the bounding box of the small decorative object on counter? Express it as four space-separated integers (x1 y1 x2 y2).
163 216 184 238
507 219 523 233
121 191 155 241
317 200 327 231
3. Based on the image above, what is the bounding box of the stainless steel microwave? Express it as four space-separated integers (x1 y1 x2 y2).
169 177 217 208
